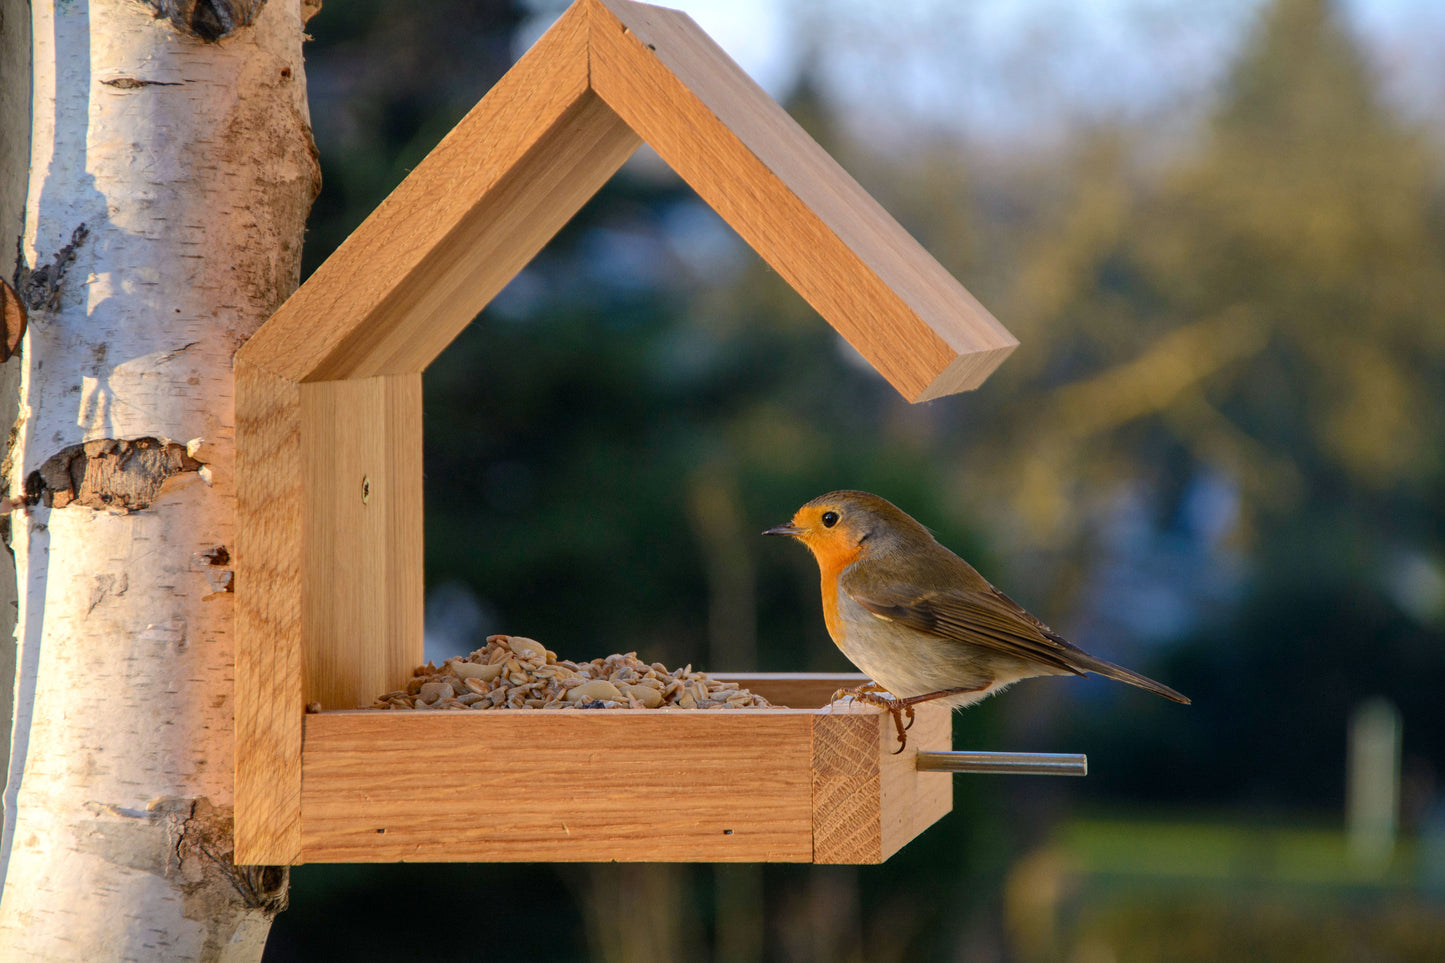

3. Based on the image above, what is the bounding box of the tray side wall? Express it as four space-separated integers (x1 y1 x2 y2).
879 705 953 860
811 702 952 863
299 711 817 862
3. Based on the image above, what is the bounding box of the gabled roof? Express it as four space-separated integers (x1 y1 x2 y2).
237 0 1016 401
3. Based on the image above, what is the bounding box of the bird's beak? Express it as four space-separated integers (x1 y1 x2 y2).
763 523 803 537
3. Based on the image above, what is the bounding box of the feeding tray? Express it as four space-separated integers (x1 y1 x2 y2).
234 0 1018 865
297 674 951 863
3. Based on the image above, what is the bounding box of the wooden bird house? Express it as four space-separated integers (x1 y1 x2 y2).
234 0 1018 866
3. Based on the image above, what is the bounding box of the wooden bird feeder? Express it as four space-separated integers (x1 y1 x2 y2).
234 0 1020 866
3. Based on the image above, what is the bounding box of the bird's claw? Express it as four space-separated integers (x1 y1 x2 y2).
831 681 887 704
832 684 914 752
833 684 990 753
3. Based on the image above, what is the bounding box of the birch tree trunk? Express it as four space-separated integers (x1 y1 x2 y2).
0 1 320 958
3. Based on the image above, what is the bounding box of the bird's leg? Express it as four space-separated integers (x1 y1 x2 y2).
842 685 990 753
830 680 923 732
889 703 912 752
833 687 909 748
889 686 987 709
831 684 910 745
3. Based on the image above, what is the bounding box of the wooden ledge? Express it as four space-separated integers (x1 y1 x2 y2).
244 674 952 865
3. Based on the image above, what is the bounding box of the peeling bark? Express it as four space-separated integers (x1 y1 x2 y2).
195 544 235 598
65 796 288 954
101 76 185 89
12 222 87 313
176 798 288 913
142 0 268 42
25 437 203 511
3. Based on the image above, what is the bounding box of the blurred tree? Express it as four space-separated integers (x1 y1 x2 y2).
987 0 1445 808
1145 0 1445 504
302 0 525 270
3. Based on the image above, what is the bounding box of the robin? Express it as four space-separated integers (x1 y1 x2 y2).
765 490 1189 751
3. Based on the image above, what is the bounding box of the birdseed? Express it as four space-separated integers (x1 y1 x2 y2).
364 634 776 711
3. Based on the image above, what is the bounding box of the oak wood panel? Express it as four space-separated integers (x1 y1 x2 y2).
811 702 951 862
300 375 424 709
810 710 881 863
877 703 953 861
234 360 305 864
300 710 816 862
296 694 951 864
711 672 868 709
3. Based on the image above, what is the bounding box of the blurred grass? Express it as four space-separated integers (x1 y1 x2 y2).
1065 896 1445 963
1057 815 1419 890
1006 814 1445 962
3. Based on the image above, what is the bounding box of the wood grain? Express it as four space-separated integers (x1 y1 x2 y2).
810 709 882 863
236 1 639 382
299 375 424 709
300 710 815 862
294 693 951 864
877 703 952 861
234 359 305 864
712 672 868 709
812 702 952 863
588 0 1017 401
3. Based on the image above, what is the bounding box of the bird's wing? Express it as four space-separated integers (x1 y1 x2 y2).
845 582 1088 677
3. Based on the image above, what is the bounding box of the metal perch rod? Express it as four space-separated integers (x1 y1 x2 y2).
915 751 1088 776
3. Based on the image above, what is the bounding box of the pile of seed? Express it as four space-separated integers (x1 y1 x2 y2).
364 634 776 711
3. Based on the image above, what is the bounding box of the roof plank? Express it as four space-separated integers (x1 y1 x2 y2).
589 0 1016 400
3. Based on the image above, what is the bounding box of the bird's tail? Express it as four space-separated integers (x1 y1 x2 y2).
1072 653 1191 705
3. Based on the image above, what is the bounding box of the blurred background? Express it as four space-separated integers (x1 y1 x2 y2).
260 0 1445 959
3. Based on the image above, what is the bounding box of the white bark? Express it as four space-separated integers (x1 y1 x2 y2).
0 1 319 959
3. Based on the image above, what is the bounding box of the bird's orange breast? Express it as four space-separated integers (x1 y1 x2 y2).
809 537 865 648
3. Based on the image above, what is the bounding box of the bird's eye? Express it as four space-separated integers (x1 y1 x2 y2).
821 510 840 528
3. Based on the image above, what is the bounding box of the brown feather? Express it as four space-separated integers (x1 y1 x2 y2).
846 583 1088 677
